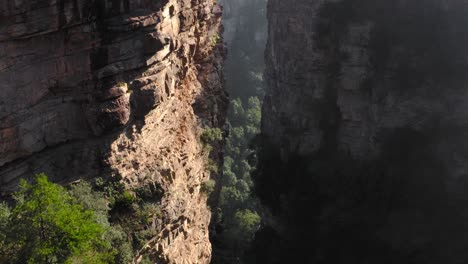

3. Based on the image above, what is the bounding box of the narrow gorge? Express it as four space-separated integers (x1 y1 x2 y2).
2 0 468 263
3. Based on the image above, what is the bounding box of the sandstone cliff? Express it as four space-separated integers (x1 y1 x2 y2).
0 0 227 263
256 1 468 263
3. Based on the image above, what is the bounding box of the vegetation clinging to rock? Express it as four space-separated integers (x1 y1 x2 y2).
0 174 114 264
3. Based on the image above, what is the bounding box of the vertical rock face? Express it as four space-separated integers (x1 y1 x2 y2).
0 0 227 263
257 0 468 263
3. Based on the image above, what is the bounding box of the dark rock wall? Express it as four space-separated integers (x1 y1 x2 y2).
255 1 468 263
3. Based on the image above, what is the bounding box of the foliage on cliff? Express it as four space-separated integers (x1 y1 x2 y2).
0 174 166 264
0 174 113 264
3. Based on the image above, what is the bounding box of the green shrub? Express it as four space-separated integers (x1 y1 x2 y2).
134 183 164 203
69 181 109 225
233 209 261 242
239 160 252 175
207 159 219 174
222 171 237 187
2 174 114 263
210 34 221 46
104 224 133 264
113 190 135 211
236 180 250 194
115 155 124 164
231 127 245 141
94 177 126 203
133 229 156 249
137 203 162 225
219 186 243 216
116 81 127 88
0 203 10 259
229 98 246 126
201 127 223 154
201 127 223 143
140 255 153 264
203 143 213 154
223 157 235 171
201 179 216 196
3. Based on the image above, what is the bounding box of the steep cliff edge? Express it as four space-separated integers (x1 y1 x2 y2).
0 0 227 263
256 1 468 263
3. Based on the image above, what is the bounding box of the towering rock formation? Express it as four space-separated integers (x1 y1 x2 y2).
256 1 468 263
0 0 227 262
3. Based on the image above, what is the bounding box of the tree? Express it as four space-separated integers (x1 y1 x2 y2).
201 179 216 196
233 210 261 243
230 98 246 126
219 187 244 219
201 127 223 144
1 174 114 264
0 203 11 260
235 180 250 196
222 171 238 187
69 181 133 264
246 97 261 126
68 181 109 226
214 94 263 263
231 127 245 142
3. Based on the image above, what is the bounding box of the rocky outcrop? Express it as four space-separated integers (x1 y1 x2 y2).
0 0 227 263
256 0 468 263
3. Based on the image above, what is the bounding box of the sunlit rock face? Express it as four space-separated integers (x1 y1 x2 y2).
256 1 468 263
0 0 227 262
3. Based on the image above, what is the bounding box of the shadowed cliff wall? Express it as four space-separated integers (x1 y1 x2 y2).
254 1 468 263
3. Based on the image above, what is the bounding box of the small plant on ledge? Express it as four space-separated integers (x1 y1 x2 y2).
210 34 221 47
201 179 216 196
116 81 127 88
201 127 223 144
116 81 132 94
206 158 219 174
200 127 223 154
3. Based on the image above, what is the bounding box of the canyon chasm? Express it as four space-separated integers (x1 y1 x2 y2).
3 0 468 263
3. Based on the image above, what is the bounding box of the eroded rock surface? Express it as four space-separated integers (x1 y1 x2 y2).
256 1 468 263
0 0 227 263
